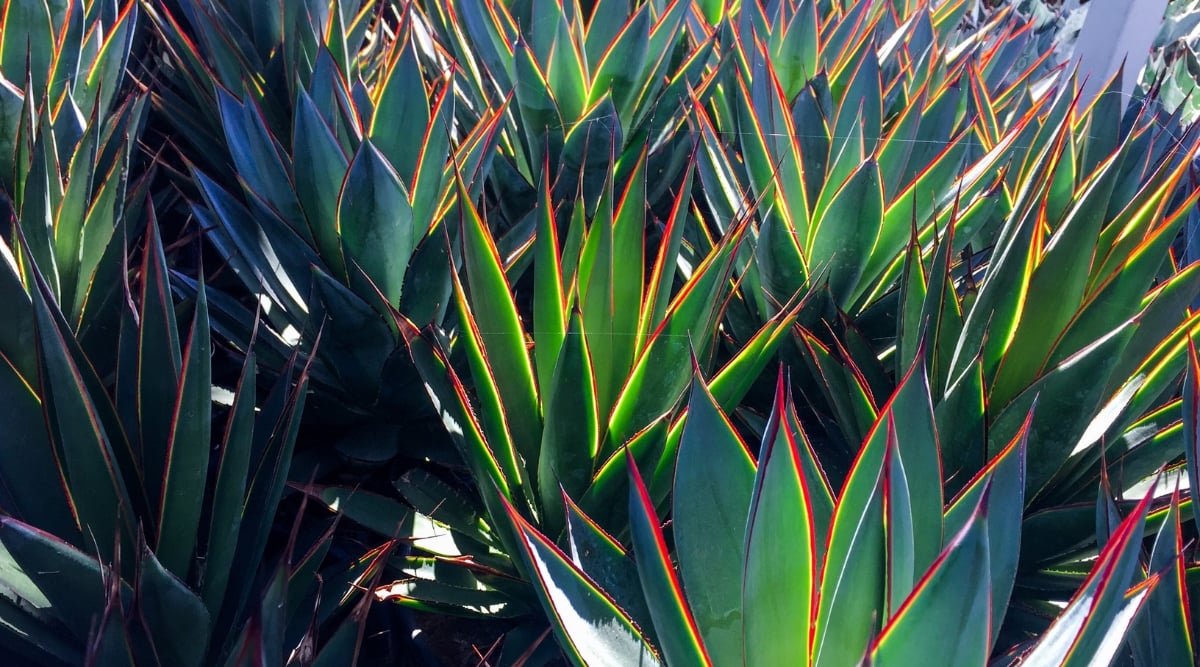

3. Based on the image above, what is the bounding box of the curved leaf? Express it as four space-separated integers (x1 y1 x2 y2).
502 496 661 667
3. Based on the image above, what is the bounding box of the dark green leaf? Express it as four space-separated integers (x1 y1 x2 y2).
156 279 212 578
1132 490 1194 664
869 487 991 667
809 160 883 307
538 312 599 535
338 139 413 307
563 493 654 634
673 375 755 667
137 545 210 667
202 343 257 618
944 411 1029 651
292 91 349 278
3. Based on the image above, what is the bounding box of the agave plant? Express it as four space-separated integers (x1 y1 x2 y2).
142 0 509 431
663 2 1200 660
0 8 394 640
692 0 1065 337
683 0 1199 484
144 0 724 439
768 88 1200 662
0 205 397 663
0 0 146 370
364 0 1200 661
137 0 768 645
499 362 1191 665
653 0 1082 481
417 0 712 211
764 69 1200 653
326 149 797 632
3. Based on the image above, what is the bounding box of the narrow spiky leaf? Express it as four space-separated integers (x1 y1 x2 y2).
156 278 212 578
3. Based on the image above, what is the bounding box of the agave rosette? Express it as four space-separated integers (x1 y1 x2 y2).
790 74 1200 649
0 0 146 368
418 0 713 211
147 0 717 426
711 2 1200 656
500 361 1189 665
691 0 1063 337
0 5 385 645
145 0 512 428
0 211 384 664
141 0 771 629
690 0 1200 546
806 88 1200 667
360 146 802 626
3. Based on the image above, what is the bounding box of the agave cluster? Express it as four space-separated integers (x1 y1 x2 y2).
0 2 381 664
0 0 1199 665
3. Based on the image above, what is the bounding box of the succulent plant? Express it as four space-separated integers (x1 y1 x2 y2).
0 213 373 664
365 0 1200 663
500 360 1193 666
0 0 146 371
143 0 495 423
2 0 1197 664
